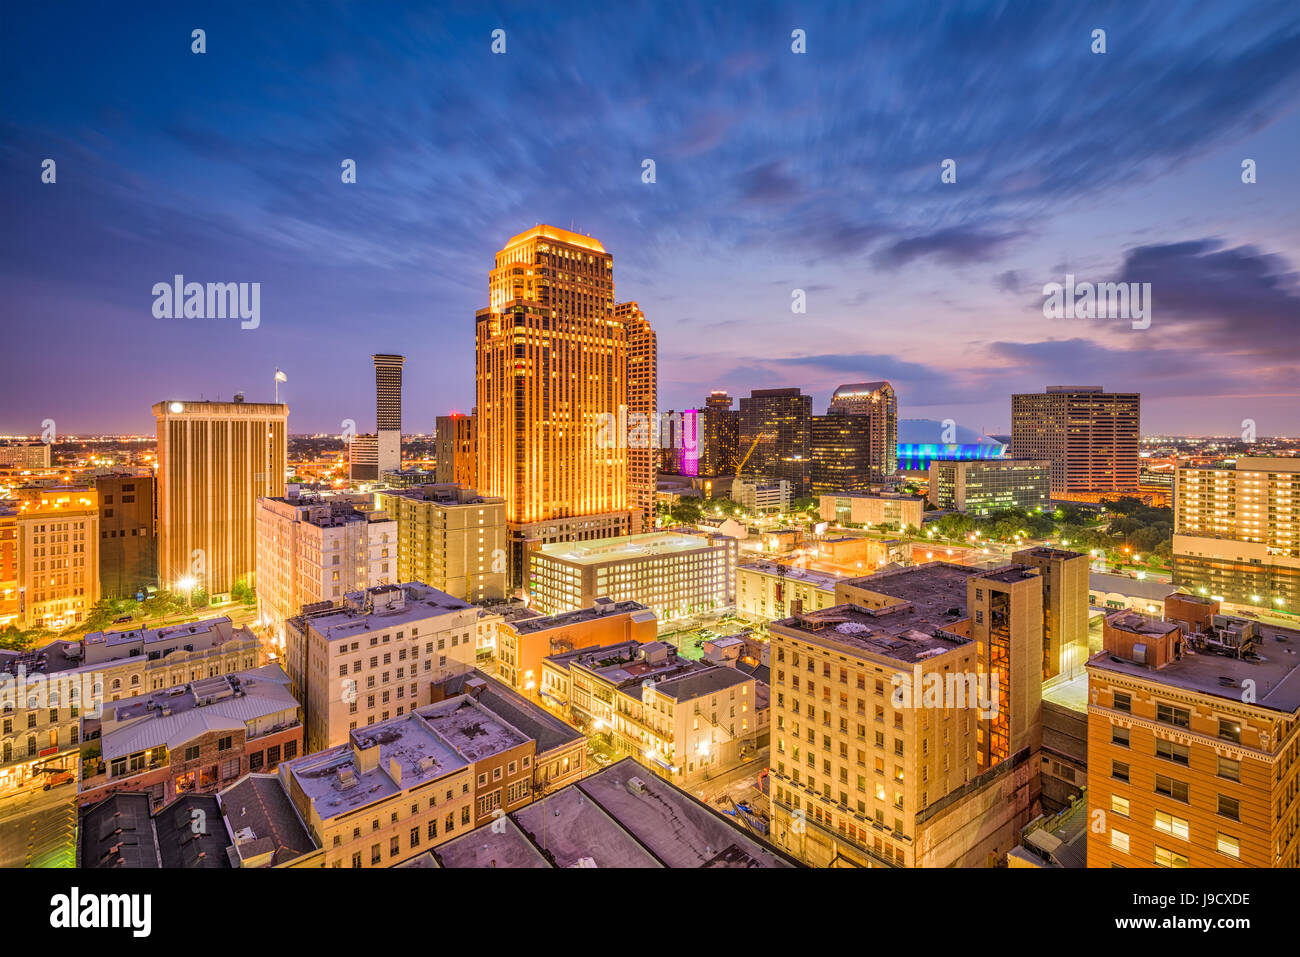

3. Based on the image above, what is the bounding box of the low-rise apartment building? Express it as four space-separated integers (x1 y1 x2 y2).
544 639 762 787
78 664 301 809
286 582 480 751
0 616 261 793
496 598 657 693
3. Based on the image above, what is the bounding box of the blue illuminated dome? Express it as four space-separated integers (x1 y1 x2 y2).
897 419 1006 470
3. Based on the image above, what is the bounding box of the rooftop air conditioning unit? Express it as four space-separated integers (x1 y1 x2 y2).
626 776 647 794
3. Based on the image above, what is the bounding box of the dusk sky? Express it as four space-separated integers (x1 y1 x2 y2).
2 1 1297 437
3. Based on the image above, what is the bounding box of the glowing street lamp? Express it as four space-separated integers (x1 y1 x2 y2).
177 575 197 609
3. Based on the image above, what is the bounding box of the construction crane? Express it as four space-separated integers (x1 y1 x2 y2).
736 431 777 477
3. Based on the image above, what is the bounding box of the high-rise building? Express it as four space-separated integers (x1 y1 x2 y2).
810 413 872 493
836 562 1044 769
829 381 898 480
619 302 657 533
375 484 507 602
153 398 288 593
255 490 396 646
434 412 476 488
656 409 700 476
1086 610 1300 868
768 598 1034 869
1172 456 1300 611
739 388 812 494
92 471 157 599
373 353 405 476
928 459 1051 514
475 225 641 587
701 391 739 475
1010 386 1140 497
14 487 101 629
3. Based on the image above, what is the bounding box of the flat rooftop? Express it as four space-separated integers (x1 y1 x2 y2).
842 560 1041 617
1090 621 1300 712
536 531 718 565
740 561 840 589
1107 612 1180 637
454 675 583 754
1089 572 1180 601
772 603 971 664
418 696 530 762
435 758 795 868
653 666 751 702
510 600 653 635
307 583 473 643
286 712 468 819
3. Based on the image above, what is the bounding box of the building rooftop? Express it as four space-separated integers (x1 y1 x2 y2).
306 582 473 644
772 603 971 664
740 561 841 589
1089 620 1300 713
1089 572 1181 602
652 665 752 702
285 712 469 820
155 795 232 868
218 774 317 867
379 484 502 507
1 615 253 681
443 672 583 754
840 561 980 617
79 792 160 868
95 666 298 764
504 223 606 254
418 696 530 762
536 531 722 565
509 599 654 636
1106 612 1180 638
435 758 795 868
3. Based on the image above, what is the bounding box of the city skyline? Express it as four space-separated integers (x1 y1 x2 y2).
3 2 1298 437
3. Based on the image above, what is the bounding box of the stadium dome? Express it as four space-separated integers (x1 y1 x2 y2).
896 418 1006 471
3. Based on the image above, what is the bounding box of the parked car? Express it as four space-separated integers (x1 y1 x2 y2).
42 770 74 790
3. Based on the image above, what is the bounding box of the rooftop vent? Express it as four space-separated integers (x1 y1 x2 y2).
626 776 647 794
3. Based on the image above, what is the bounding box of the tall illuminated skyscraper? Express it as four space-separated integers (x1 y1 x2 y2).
153 398 288 593
829 381 898 481
618 301 657 533
475 225 646 587
372 353 405 475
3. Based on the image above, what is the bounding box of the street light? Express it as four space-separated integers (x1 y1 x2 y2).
177 575 197 610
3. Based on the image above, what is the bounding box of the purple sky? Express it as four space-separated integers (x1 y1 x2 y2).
2 1 1298 438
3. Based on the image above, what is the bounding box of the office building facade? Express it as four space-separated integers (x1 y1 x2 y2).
475 225 643 587
153 398 288 593
1171 456 1300 611
928 459 1051 514
375 484 507 602
1010 386 1139 497
828 381 898 480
